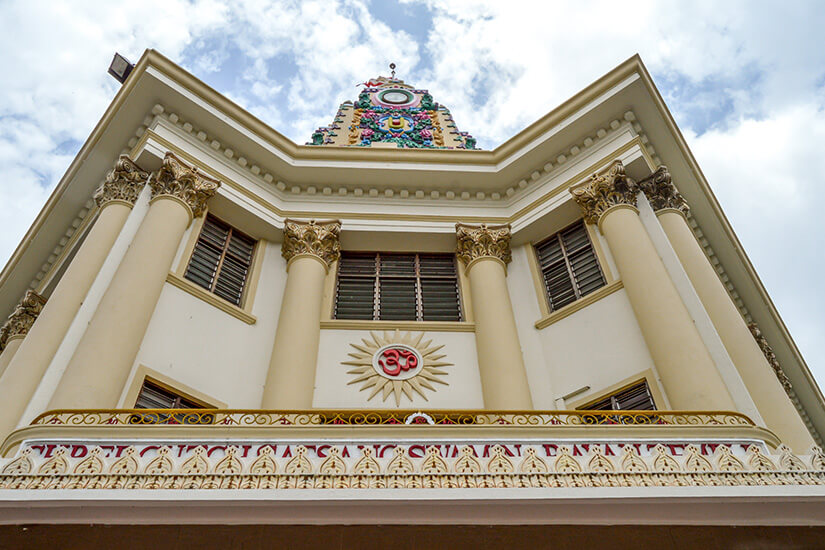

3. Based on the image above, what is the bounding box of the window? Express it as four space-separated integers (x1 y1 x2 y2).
534 220 606 312
132 380 213 424
184 214 256 307
580 380 656 411
335 252 462 321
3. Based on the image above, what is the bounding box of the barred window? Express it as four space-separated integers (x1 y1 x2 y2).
580 380 656 411
534 220 606 312
334 252 462 321
184 215 256 306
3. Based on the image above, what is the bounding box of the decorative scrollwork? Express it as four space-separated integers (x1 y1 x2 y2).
748 322 793 393
0 290 46 351
2 441 824 491
29 408 756 427
637 165 689 214
455 223 512 267
93 155 149 208
569 160 639 225
150 152 220 219
281 219 342 269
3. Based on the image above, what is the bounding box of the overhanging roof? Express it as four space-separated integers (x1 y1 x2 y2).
1 50 821 440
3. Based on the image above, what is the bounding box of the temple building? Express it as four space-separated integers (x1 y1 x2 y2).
0 50 824 546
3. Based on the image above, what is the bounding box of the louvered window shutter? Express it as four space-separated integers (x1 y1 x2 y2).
534 221 606 312
184 215 256 306
580 381 656 411
135 380 202 409
334 252 461 321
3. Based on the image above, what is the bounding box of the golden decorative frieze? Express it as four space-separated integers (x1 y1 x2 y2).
92 155 149 208
281 219 342 268
638 165 689 214
150 152 220 219
455 223 512 266
570 160 639 225
0 290 46 351
31 408 755 427
1 440 824 490
748 322 793 393
342 331 452 406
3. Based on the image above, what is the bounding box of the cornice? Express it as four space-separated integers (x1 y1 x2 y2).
141 107 646 205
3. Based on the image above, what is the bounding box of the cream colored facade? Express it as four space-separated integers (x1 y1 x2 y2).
0 51 824 541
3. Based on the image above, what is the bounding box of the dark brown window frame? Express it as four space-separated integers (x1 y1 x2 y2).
578 380 657 411
183 214 257 307
334 252 464 322
534 220 607 312
132 378 214 425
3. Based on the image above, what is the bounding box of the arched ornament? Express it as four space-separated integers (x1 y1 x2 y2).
342 331 452 406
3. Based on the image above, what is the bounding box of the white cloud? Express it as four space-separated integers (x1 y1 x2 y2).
686 103 825 382
0 0 823 392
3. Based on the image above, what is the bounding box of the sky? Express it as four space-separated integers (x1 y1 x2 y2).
0 0 823 391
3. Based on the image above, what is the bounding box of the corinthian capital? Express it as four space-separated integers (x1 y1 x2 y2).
281 219 342 268
455 223 512 267
570 160 639 225
150 152 220 219
0 290 46 351
638 165 689 215
93 155 149 208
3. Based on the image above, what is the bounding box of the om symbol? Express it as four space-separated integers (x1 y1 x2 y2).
378 347 419 377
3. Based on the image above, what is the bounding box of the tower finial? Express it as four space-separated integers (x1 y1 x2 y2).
389 62 396 79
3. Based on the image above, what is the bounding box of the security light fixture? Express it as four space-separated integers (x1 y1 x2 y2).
108 53 134 84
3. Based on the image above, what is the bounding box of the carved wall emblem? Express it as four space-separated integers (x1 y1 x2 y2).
343 331 452 406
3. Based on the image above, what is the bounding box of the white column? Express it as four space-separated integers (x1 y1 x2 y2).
640 166 812 448
571 161 736 411
47 153 220 411
0 157 147 438
261 220 341 409
456 223 533 410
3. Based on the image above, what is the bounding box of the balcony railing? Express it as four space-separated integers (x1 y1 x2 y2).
30 408 755 427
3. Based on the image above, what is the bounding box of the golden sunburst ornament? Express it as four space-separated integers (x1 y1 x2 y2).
343 331 452 406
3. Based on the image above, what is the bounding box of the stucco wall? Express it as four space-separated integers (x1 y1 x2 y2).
125 240 286 408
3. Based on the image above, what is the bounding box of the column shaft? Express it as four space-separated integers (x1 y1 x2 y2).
47 153 219 411
0 204 131 431
261 256 327 408
599 206 735 409
571 161 736 411
456 223 533 410
47 198 191 409
658 209 813 448
467 258 533 409
0 337 23 378
0 290 47 436
261 220 341 409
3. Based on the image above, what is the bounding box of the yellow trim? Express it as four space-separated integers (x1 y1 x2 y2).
241 239 266 311
534 280 624 330
3 417 780 458
35 204 100 294
526 242 551 318
119 365 227 410
321 258 338 320
174 213 207 277
320 320 475 332
456 258 473 323
568 369 669 412
584 222 614 282
139 130 643 226
165 272 257 325
508 137 643 223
